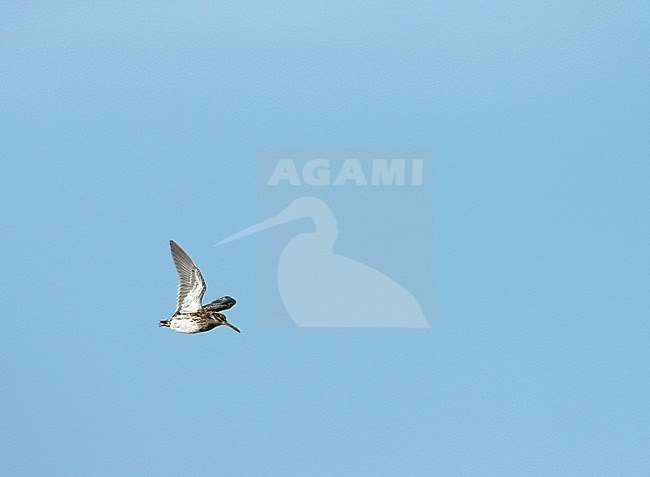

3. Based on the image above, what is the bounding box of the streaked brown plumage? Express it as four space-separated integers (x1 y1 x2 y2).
160 240 240 334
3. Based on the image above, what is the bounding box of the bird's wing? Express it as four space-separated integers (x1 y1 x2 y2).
170 240 206 314
203 296 237 312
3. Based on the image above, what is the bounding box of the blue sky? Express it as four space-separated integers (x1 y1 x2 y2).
1 2 649 476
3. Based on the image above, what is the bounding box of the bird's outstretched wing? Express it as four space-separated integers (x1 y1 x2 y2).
203 296 237 312
170 240 206 314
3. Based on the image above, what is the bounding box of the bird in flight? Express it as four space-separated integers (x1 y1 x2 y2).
160 240 240 334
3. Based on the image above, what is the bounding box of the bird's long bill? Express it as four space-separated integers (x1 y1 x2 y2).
216 204 303 246
225 322 241 333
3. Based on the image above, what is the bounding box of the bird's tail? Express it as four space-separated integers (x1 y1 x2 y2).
159 320 170 327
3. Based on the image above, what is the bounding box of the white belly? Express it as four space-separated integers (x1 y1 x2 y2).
169 316 202 334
